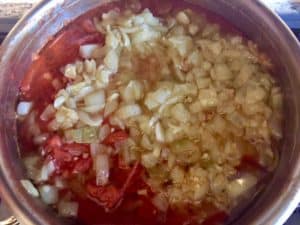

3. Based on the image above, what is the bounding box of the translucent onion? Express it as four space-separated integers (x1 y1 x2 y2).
227 174 258 198
17 102 33 116
54 96 66 109
84 90 105 108
98 124 110 142
33 133 49 145
80 44 101 59
116 104 142 119
155 122 165 142
152 193 169 212
95 154 110 186
78 111 103 127
58 201 79 217
20 179 39 197
39 185 58 205
37 161 55 182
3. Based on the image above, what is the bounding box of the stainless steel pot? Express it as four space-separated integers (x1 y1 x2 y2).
0 0 300 225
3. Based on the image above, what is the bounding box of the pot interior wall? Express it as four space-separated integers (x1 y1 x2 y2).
0 1 300 225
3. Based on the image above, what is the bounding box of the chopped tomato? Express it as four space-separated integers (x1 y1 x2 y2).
73 158 92 174
47 135 62 148
103 131 129 145
52 148 72 163
87 161 140 211
87 184 121 210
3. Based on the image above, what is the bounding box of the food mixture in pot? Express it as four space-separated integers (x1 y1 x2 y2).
16 1 283 224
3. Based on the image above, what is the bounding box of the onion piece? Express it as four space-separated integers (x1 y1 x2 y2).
39 185 58 205
17 102 32 116
95 154 110 186
155 122 165 142
116 104 142 119
37 161 56 182
227 174 258 198
99 124 110 142
54 96 66 109
84 90 105 108
58 201 79 217
80 44 101 59
33 133 49 145
20 179 39 197
152 193 169 212
78 111 103 127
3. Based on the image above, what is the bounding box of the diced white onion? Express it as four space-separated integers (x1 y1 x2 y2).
17 102 32 116
145 88 172 110
37 161 55 182
176 11 190 25
39 185 58 205
152 193 169 212
58 201 79 217
54 96 66 109
104 98 119 117
155 122 165 142
63 64 77 79
98 124 110 142
95 154 110 186
227 174 257 198
80 44 101 59
116 104 142 119
104 48 120 73
20 179 39 197
82 90 105 113
33 133 49 145
78 111 103 127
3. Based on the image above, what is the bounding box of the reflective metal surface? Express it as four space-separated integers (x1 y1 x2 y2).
0 1 300 225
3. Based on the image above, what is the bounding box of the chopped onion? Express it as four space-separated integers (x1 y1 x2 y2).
152 193 169 212
39 185 58 205
23 156 40 180
144 88 172 110
80 44 101 59
54 96 66 109
74 86 95 101
155 122 165 142
78 111 103 127
141 153 158 168
122 80 143 102
104 98 119 117
116 104 142 119
63 64 77 79
58 201 79 217
99 124 110 142
20 179 39 197
17 101 32 116
227 174 257 198
104 48 120 73
176 11 190 25
84 90 105 108
95 154 110 186
37 161 55 182
33 133 49 145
